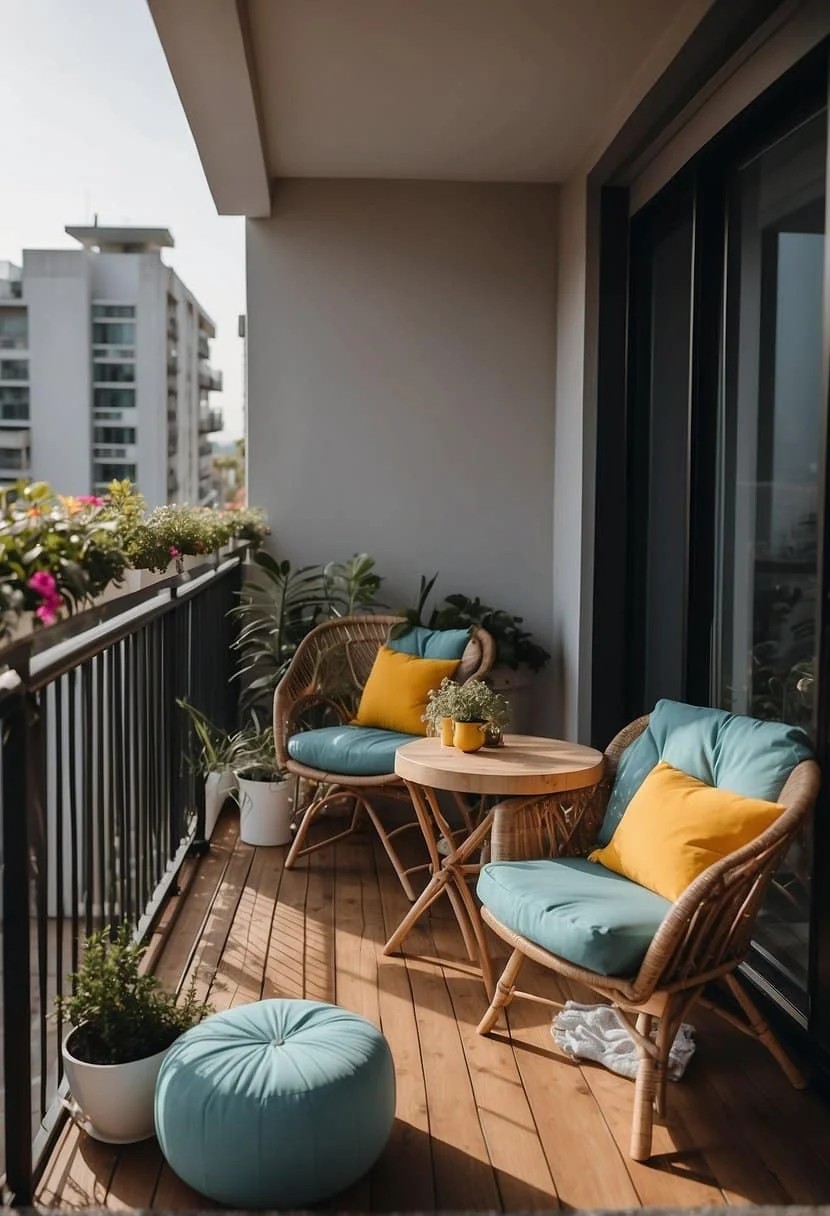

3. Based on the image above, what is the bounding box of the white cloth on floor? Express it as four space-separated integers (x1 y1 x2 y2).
551 1000 696 1081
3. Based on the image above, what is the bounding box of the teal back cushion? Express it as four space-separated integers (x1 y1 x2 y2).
597 698 813 847
387 625 471 661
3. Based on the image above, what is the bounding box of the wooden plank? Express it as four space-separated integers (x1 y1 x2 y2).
210 843 285 1012
262 843 310 1000
504 959 642 1209
179 831 255 1005
377 845 502 1212
429 903 559 1211
36 1119 118 1208
368 836 435 1214
555 979 725 1207
100 1139 164 1210
304 833 336 1004
151 811 238 992
152 1161 217 1210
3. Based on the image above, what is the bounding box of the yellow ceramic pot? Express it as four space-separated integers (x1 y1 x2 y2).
453 720 486 753
440 716 455 747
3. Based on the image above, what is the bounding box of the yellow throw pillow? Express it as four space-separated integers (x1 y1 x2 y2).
353 646 460 736
589 761 783 901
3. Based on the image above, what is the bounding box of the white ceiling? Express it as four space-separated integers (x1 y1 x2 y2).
247 0 699 183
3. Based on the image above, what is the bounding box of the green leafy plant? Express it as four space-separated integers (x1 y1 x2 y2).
232 720 285 783
395 574 551 672
422 676 463 734
231 551 383 715
55 922 211 1065
450 678 510 730
176 698 238 774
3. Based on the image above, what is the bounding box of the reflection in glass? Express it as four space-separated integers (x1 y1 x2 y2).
717 112 826 1011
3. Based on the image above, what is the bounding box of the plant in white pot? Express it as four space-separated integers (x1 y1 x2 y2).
234 722 294 846
56 923 211 1143
177 698 238 839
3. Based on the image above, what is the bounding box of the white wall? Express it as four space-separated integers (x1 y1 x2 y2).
247 179 560 728
25 250 92 493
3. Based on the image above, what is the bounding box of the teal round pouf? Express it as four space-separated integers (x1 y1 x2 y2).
154 999 395 1208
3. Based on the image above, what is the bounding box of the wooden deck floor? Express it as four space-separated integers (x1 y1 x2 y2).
37 806 830 1211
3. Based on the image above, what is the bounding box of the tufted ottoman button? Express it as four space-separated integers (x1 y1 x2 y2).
154 998 396 1208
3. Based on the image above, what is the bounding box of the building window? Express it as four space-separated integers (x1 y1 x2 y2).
94 426 136 445
0 387 28 420
0 448 27 469
0 358 28 381
93 362 135 384
0 312 28 350
94 462 137 482
92 304 135 318
94 387 135 410
92 321 135 345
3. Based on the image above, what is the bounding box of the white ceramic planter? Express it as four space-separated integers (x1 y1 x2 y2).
204 769 237 839
237 775 293 846
62 1029 168 1143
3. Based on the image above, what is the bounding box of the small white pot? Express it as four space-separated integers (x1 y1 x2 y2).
237 775 293 846
61 1029 168 1143
204 769 237 838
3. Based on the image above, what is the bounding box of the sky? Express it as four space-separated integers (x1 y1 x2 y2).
0 0 244 441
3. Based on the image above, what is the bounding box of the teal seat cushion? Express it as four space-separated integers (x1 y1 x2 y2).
288 724 417 776
387 624 471 660
477 857 671 976
597 698 813 846
155 999 395 1209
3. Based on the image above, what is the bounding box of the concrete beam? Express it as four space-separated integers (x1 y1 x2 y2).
147 0 271 217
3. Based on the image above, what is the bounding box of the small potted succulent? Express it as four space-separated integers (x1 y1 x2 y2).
449 678 511 752
56 923 211 1143
233 721 293 846
177 698 239 839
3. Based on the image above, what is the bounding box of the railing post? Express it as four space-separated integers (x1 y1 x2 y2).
2 680 33 1205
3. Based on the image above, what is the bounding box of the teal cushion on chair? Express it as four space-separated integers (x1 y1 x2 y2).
477 857 671 976
155 999 395 1209
597 699 813 846
288 724 418 776
387 625 471 660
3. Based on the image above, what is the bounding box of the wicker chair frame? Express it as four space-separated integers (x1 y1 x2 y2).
274 615 495 899
475 714 821 1161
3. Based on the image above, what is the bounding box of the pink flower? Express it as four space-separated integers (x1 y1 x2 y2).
77 494 105 507
169 546 181 558
27 570 62 626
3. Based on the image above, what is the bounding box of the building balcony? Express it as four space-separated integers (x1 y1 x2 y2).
198 334 210 358
199 406 224 433
198 362 223 392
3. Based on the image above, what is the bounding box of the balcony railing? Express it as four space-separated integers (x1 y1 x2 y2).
198 364 223 392
0 556 242 1203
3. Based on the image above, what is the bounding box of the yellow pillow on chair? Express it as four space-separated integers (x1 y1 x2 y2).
589 760 784 901
353 645 460 736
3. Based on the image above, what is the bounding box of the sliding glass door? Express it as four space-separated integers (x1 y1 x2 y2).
623 58 828 1024
715 111 827 1013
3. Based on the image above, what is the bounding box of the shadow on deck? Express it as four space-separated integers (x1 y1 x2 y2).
37 807 830 1211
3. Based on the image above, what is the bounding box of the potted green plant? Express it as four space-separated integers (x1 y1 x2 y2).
177 698 239 839
450 678 511 752
56 923 211 1143
233 721 294 846
423 676 463 746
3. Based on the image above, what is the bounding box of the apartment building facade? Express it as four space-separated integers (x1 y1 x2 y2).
0 226 223 505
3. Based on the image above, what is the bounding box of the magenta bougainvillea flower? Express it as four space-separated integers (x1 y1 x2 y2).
27 570 62 625
77 494 105 507
169 546 181 559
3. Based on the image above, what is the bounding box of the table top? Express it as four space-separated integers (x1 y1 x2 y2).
395 733 605 796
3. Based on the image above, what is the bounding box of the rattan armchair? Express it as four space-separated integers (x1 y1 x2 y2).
274 615 495 899
476 714 820 1161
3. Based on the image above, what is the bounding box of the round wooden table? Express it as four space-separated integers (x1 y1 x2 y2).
384 734 605 996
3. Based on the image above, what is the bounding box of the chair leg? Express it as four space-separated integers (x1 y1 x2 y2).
361 797 418 901
285 787 359 869
477 947 525 1035
723 972 808 1089
630 1012 657 1162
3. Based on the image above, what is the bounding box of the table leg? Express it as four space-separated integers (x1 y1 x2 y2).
383 780 494 995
